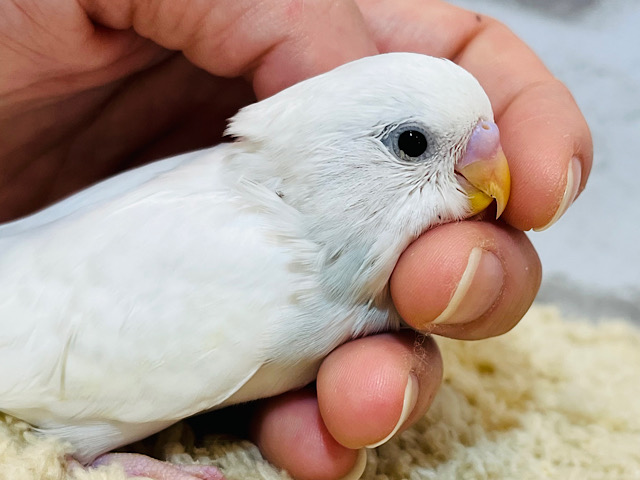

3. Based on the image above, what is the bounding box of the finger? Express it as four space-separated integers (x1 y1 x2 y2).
357 0 593 231
250 331 442 480
77 0 378 98
317 331 442 449
251 388 364 480
454 20 592 231
390 221 541 340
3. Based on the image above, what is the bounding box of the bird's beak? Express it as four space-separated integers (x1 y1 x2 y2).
455 121 511 218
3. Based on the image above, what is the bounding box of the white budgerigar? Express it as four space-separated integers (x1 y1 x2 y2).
0 53 510 472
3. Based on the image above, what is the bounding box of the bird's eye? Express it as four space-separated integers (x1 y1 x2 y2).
398 130 428 158
382 123 431 162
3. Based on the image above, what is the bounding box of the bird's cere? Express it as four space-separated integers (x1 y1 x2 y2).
455 121 511 217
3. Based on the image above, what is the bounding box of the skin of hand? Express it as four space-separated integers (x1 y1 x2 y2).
0 1 592 479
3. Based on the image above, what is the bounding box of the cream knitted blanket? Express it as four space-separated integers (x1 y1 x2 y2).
2 304 639 480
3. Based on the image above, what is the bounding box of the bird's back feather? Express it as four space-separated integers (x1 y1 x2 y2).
0 145 320 430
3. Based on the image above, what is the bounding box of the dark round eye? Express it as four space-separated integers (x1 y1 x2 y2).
381 123 431 162
397 130 428 158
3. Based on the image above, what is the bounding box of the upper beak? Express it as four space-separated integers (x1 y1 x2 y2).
455 121 511 218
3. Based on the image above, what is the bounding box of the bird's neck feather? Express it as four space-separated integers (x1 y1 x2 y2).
224 144 436 308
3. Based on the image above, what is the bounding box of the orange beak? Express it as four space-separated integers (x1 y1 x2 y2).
456 121 511 218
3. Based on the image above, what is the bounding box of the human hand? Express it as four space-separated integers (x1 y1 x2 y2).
0 1 591 479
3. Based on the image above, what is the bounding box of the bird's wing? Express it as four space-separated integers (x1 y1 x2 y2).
0 145 311 426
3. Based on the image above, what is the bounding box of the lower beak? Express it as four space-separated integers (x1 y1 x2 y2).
456 121 511 218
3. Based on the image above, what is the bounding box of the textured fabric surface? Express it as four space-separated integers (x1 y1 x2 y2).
1 304 639 480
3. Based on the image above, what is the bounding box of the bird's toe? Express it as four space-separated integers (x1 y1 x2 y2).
90 452 225 480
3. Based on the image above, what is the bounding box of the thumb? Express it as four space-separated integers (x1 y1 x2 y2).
78 0 378 98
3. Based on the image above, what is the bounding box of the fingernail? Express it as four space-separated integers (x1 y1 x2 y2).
365 374 418 448
338 448 367 480
534 156 582 232
431 247 503 325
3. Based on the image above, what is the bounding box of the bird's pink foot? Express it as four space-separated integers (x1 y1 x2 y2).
91 453 225 480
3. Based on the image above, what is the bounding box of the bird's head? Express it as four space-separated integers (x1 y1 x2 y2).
226 53 510 303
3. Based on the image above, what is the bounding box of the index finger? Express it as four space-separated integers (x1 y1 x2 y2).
357 0 593 231
78 0 378 98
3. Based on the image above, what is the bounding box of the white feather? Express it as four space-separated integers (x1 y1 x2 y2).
0 53 494 462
